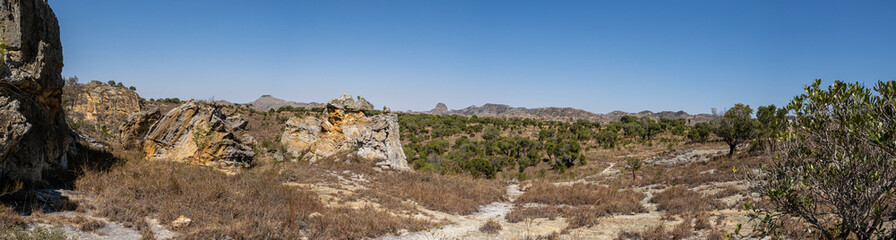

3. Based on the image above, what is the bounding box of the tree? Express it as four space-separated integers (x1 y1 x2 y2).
687 122 713 143
750 80 896 239
482 125 501 141
548 139 583 171
624 157 642 181
512 137 541 173
756 104 788 152
106 80 116 86
713 104 757 158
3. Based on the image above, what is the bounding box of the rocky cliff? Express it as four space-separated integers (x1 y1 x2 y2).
280 94 409 170
65 80 142 140
143 102 254 169
0 0 72 183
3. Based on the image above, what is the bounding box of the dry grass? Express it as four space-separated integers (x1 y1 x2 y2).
368 171 506 215
76 159 434 239
650 186 724 216
707 229 725 240
479 218 502 234
28 213 106 233
0 206 24 229
506 205 565 223
615 220 693 240
277 152 507 216
508 182 645 229
517 182 645 211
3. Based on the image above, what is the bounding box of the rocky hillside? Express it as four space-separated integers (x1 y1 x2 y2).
0 0 72 183
428 103 717 124
244 95 324 111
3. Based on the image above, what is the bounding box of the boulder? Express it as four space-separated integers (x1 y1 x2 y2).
348 96 373 111
327 93 354 109
143 102 254 169
0 0 73 183
280 94 409 170
65 80 142 138
119 107 161 148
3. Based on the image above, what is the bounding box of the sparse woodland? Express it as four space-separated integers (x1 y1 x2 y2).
4 77 896 240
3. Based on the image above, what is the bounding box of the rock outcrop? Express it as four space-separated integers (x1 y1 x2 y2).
280 94 409 170
143 102 254 169
429 103 448 115
65 80 142 138
0 0 72 183
119 107 160 148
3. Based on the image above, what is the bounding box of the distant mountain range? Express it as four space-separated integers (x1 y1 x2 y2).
422 103 717 124
231 96 716 124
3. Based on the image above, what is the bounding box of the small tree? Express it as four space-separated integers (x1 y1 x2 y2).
625 157 642 181
482 125 501 141
713 104 757 158
755 104 788 152
750 80 896 239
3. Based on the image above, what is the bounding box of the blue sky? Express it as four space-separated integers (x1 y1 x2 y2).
49 1 896 114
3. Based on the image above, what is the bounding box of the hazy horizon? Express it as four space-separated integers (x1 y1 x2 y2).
50 0 896 114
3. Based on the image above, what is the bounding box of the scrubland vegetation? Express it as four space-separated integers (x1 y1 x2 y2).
6 79 896 239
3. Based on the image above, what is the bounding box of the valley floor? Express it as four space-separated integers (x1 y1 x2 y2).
2 139 764 240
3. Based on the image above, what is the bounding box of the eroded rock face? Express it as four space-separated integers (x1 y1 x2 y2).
143 102 254 169
280 94 409 170
119 107 160 148
0 0 72 183
66 80 142 136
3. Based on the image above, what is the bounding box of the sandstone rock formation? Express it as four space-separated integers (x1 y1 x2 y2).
143 102 254 169
0 0 72 182
281 94 409 170
65 80 142 138
119 107 160 148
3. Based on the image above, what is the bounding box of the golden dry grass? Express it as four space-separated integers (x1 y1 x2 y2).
650 186 725 216
508 182 646 229
76 159 434 239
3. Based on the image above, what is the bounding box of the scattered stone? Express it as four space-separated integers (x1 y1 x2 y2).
171 216 192 228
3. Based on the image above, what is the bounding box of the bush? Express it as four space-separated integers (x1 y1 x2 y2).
479 218 502 234
750 80 896 239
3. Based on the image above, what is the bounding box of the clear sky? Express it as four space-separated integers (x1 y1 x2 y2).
49 0 896 114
